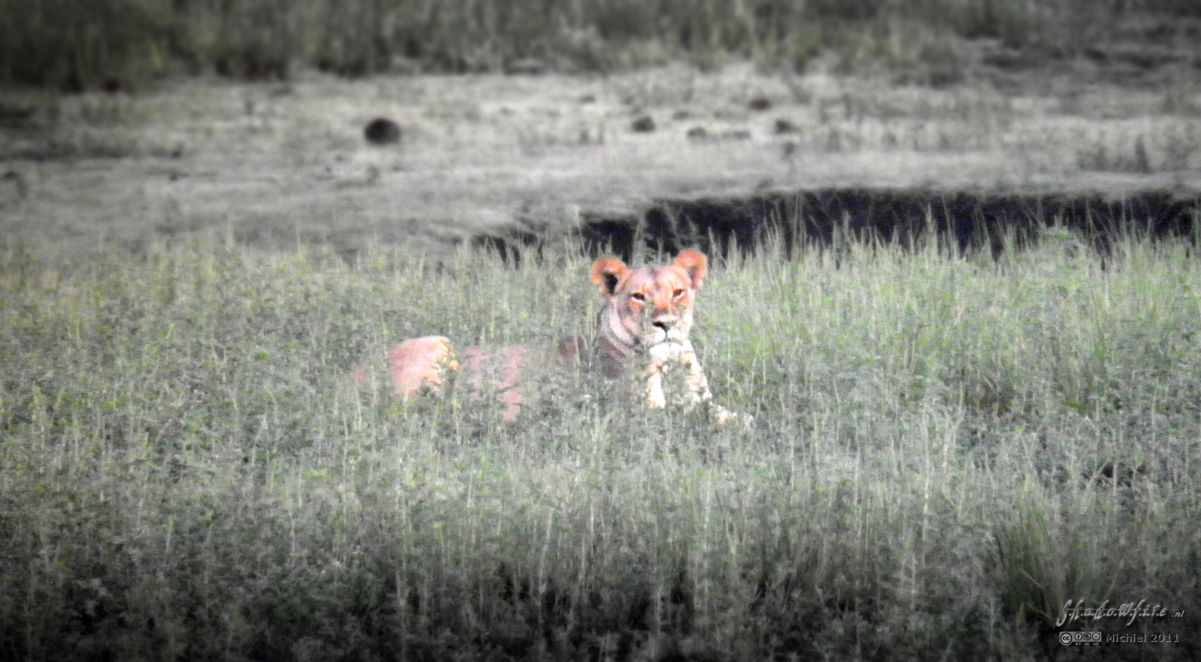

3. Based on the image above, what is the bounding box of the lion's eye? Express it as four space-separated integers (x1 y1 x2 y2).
672 288 685 299
630 292 646 302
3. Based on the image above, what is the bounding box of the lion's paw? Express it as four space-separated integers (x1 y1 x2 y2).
709 402 754 430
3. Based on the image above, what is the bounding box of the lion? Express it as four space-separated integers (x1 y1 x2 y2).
353 249 750 426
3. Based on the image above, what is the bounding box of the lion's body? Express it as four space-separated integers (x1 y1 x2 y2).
354 250 749 425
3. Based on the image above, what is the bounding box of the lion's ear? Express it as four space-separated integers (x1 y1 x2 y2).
673 249 708 291
590 256 629 298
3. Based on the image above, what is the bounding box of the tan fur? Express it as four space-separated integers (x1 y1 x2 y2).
352 335 459 397
459 345 535 423
355 250 750 426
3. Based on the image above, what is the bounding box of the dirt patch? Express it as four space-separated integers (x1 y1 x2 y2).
525 189 1200 261
2 63 1200 261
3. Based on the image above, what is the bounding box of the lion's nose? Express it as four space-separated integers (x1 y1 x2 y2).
653 318 676 331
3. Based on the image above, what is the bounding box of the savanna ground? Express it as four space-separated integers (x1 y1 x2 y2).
3 1 1201 660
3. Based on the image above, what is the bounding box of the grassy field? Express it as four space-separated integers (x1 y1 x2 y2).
1 227 1198 660
6 0 1199 90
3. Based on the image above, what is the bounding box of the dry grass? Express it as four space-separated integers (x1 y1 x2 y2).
2 64 1198 262
6 0 1197 89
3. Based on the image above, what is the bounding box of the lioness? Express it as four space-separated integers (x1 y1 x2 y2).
354 249 749 426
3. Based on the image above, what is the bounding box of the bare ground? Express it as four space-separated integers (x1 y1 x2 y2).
1 52 1199 259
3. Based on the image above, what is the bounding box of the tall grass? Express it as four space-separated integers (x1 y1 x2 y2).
1 230 1199 659
1 0 1190 89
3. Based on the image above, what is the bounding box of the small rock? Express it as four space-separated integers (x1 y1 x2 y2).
774 118 798 134
748 96 772 111
721 129 752 141
1 170 28 198
631 115 656 133
364 117 401 145
505 58 548 75
0 103 34 127
686 126 710 141
101 77 125 94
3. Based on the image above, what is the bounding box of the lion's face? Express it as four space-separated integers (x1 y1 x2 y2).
589 250 709 349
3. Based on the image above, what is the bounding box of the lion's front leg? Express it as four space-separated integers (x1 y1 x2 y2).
680 345 713 410
681 344 754 429
641 343 684 410
642 363 667 410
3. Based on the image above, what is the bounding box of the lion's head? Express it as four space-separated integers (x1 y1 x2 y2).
589 249 708 350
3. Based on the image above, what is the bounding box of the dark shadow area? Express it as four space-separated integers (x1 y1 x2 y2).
485 189 1200 263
